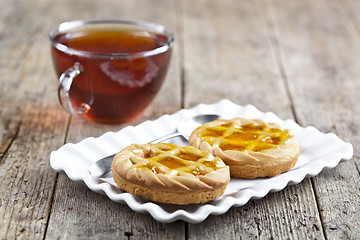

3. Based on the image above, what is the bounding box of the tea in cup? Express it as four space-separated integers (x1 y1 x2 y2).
49 20 173 123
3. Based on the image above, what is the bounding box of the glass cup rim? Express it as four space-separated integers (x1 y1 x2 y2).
49 19 174 59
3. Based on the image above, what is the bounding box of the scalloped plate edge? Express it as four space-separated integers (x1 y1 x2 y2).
50 99 354 223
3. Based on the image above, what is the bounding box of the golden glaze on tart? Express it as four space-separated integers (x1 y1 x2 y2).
111 143 230 204
189 118 301 179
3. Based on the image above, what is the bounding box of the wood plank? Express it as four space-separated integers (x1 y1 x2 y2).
182 0 293 120
0 0 70 238
0 0 357 238
189 181 322 239
266 0 360 238
45 0 184 238
0 0 48 160
48 171 185 239
183 0 324 238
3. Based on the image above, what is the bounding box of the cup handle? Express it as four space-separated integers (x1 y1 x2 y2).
58 63 89 115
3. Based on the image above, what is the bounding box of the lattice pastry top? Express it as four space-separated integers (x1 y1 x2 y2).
189 118 301 179
112 143 230 192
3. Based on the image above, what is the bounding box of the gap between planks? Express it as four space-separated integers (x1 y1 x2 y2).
42 116 71 240
258 0 327 237
0 120 22 164
256 0 299 123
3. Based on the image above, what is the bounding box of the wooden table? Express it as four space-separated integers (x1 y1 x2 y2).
1 0 359 239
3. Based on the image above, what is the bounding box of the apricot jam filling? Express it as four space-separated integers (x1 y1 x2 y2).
199 122 291 152
133 144 223 176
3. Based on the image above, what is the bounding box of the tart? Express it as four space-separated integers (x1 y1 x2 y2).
189 118 301 179
111 143 230 205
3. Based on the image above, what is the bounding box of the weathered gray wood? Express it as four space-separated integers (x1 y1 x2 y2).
182 0 294 120
0 0 47 160
0 0 71 239
48 171 185 239
189 181 323 240
183 0 324 238
0 6 70 240
0 0 359 238
265 0 360 238
44 0 184 239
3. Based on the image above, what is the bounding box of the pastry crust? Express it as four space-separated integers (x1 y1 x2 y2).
189 118 301 179
111 143 230 205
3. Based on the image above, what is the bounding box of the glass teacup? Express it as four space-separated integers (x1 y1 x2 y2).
49 20 174 123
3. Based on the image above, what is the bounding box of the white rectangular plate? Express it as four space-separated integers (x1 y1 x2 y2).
50 99 353 223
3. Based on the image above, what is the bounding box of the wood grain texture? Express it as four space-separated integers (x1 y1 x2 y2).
183 0 324 238
44 0 184 239
264 0 360 238
182 0 293 120
0 0 358 238
0 0 49 162
0 0 70 239
189 181 323 240
46 173 184 240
